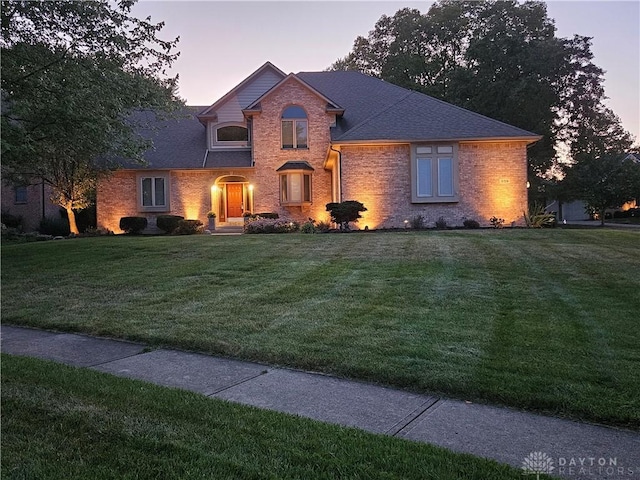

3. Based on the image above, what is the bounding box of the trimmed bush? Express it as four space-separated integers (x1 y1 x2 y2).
156 215 184 234
410 215 426 229
119 216 148 234
174 219 204 235
1 211 23 229
39 216 70 236
463 219 480 229
300 220 316 234
326 201 367 230
435 216 448 229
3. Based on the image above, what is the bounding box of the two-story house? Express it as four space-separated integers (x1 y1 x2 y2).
96 62 540 232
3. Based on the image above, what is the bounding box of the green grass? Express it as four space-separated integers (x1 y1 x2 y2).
2 229 639 428
1 354 541 480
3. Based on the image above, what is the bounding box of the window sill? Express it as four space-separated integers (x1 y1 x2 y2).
281 147 309 151
138 206 170 212
411 196 459 204
281 202 312 207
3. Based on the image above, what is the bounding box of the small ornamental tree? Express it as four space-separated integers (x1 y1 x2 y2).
326 201 367 230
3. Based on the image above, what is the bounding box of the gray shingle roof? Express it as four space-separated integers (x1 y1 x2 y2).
129 69 539 170
276 161 314 171
205 149 253 168
123 106 208 169
297 71 539 142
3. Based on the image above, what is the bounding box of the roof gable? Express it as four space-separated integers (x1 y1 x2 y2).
197 62 286 123
243 73 343 114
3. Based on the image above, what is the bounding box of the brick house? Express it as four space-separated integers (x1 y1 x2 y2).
1 180 60 231
97 62 540 232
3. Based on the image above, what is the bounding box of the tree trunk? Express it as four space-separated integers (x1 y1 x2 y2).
66 204 79 234
599 207 606 226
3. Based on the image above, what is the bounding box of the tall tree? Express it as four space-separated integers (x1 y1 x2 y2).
1 0 183 233
330 0 635 188
561 154 640 225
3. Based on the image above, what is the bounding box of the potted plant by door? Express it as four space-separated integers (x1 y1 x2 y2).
207 211 216 231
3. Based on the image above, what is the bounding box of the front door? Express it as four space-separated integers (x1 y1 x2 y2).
226 184 243 218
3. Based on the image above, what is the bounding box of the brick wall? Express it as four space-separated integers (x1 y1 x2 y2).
1 180 59 231
250 78 334 224
97 168 255 233
340 141 529 229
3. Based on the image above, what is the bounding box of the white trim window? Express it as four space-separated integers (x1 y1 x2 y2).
281 105 308 149
280 172 312 205
138 174 169 211
211 123 249 148
411 145 459 203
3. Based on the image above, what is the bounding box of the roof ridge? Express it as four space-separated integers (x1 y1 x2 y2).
334 90 414 141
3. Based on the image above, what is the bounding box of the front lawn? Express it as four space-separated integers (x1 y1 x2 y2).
2 229 639 428
2 354 534 480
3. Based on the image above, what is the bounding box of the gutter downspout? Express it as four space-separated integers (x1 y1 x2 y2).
329 146 342 202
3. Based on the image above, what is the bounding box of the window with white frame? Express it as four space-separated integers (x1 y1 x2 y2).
280 172 312 205
281 106 308 149
212 123 249 147
411 145 459 203
277 161 313 205
139 175 169 211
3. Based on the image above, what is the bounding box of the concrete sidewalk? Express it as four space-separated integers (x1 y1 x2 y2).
2 325 638 479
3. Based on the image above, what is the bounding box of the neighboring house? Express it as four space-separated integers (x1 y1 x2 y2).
548 152 640 222
97 62 541 233
1 179 59 231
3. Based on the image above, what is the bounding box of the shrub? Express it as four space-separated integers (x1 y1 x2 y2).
119 216 148 234
435 216 448 229
174 219 204 235
463 219 480 229
315 221 331 232
300 219 316 234
325 201 367 230
1 211 23 229
156 215 184 234
410 215 426 230
244 212 279 221
244 218 298 234
489 216 505 229
39 216 70 236
524 203 556 228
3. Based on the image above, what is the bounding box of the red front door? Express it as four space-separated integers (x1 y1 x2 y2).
226 184 243 217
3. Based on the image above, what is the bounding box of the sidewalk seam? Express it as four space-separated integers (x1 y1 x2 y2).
206 370 270 396
87 350 148 369
386 398 440 437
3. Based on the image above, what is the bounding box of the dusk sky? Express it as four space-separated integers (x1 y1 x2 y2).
132 1 640 143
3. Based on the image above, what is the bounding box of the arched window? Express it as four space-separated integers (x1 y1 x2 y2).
281 106 308 149
212 124 249 147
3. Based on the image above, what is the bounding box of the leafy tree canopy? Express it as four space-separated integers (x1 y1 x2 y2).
1 0 183 233
330 0 635 183
561 153 640 225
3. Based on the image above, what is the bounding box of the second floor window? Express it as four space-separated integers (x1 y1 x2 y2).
281 106 308 149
